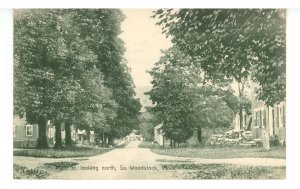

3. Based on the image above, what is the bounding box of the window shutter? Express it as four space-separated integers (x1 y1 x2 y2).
259 110 262 128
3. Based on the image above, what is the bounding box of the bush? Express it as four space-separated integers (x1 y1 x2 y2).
270 135 280 147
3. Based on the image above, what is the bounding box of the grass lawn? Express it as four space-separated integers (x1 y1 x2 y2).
14 161 80 179
13 164 49 179
14 139 130 158
160 163 285 179
13 145 114 158
140 141 286 159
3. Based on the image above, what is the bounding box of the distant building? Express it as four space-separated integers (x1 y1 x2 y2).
13 115 95 148
154 124 164 145
153 82 286 146
126 130 142 141
250 83 286 144
233 110 252 131
13 115 39 148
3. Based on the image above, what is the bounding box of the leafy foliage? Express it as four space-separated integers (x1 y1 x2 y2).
14 9 141 148
147 48 237 143
153 9 286 106
139 107 160 141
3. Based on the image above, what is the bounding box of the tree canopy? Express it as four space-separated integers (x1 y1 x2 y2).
146 47 238 144
14 9 141 148
153 9 285 106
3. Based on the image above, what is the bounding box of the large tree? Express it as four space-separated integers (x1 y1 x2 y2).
14 9 141 148
14 9 100 148
74 9 141 141
147 48 238 146
153 9 286 107
139 106 161 141
76 68 117 146
14 10 65 148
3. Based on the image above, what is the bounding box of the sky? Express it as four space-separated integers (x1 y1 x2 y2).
119 9 172 88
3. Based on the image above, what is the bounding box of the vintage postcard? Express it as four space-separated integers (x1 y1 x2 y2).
12 8 286 180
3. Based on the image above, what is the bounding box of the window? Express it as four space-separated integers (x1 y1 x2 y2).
26 125 33 136
259 110 262 128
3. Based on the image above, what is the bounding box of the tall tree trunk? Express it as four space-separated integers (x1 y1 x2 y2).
37 117 48 149
102 131 105 147
239 106 244 130
54 121 62 148
238 80 245 131
170 138 173 148
109 135 114 146
108 136 111 146
105 135 108 147
65 121 72 146
108 135 113 147
86 127 91 145
106 136 109 147
197 128 202 143
247 117 252 131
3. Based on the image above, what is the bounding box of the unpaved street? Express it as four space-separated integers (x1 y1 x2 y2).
48 141 179 179
14 141 286 179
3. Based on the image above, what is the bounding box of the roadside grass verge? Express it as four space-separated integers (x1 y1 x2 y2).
139 141 285 159
41 161 78 171
13 145 113 158
160 163 285 179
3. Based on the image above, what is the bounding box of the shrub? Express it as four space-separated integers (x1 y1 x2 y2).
270 135 280 147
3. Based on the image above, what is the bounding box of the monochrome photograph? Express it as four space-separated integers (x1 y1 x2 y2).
12 8 286 180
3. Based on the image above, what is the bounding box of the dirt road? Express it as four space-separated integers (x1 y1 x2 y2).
48 141 178 179
14 141 286 179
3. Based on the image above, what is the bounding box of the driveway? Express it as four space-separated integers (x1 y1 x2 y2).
14 140 286 179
